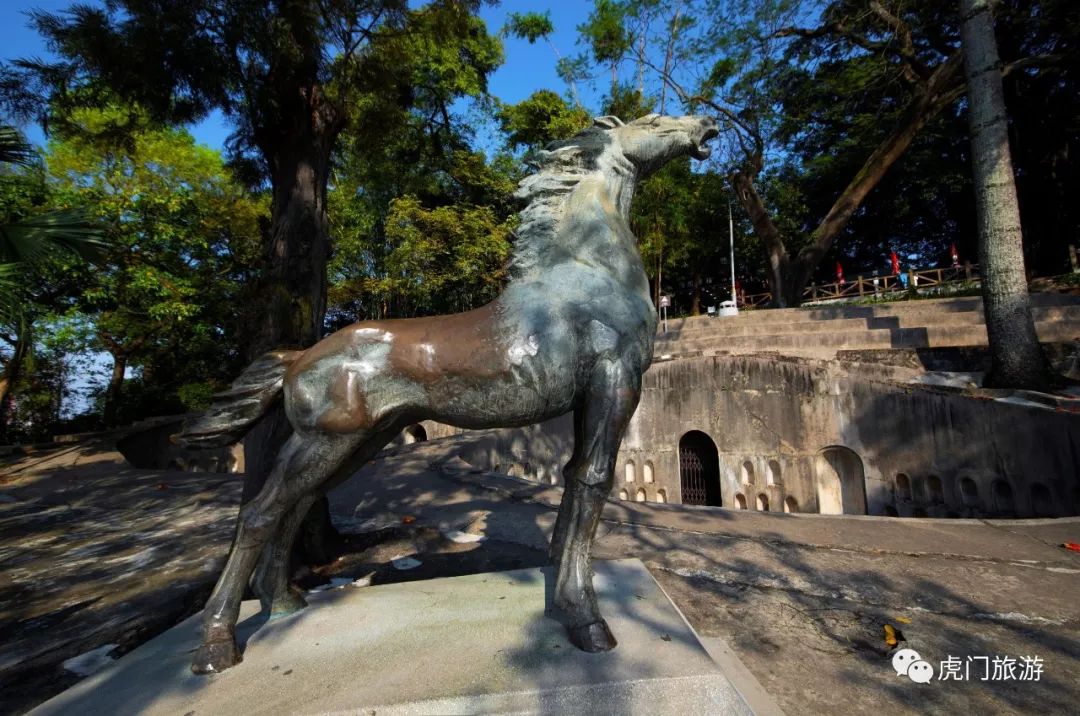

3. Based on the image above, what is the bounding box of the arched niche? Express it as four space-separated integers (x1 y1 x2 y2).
741 460 756 485
402 424 427 444
814 446 867 515
656 489 667 503
679 431 722 506
756 493 770 511
960 477 980 508
784 496 799 514
618 489 629 501
624 461 636 483
635 487 647 503
766 459 781 486
735 493 747 510
643 461 654 484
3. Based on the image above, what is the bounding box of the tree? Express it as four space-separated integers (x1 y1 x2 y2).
504 11 584 107
495 90 592 152
959 0 1052 389
0 125 101 437
45 108 264 425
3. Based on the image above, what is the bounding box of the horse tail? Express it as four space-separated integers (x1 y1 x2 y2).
177 350 303 449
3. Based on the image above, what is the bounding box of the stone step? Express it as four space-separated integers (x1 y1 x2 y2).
660 305 1080 340
655 320 1080 356
662 293 1080 332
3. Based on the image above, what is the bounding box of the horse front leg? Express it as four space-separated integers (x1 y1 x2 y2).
550 356 641 652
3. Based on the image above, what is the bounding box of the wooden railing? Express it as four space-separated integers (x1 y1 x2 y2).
740 263 979 308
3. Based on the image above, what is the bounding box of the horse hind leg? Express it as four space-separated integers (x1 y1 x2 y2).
551 356 641 652
191 430 367 674
251 493 318 617
249 423 403 619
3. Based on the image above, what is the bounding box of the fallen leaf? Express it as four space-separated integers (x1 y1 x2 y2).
884 624 898 647
894 616 912 624
1063 542 1080 553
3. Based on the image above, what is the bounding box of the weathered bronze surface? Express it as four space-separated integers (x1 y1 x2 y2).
180 113 719 673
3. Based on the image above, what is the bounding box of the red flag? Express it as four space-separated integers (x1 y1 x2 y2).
950 243 960 267
835 261 845 285
890 250 900 276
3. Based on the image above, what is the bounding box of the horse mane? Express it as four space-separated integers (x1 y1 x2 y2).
508 126 620 278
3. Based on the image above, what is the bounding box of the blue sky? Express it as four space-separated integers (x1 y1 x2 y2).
1 1 603 150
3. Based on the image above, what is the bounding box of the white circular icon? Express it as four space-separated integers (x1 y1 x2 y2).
892 648 922 676
907 660 935 683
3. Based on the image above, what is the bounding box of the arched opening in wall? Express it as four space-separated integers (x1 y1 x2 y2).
814 446 867 515
402 424 427 444
635 488 647 502
735 493 747 509
992 480 1014 515
895 474 912 502
618 489 628 500
1030 483 1053 517
740 460 755 485
884 505 899 517
679 431 722 506
643 462 654 484
912 476 926 503
927 475 943 504
507 463 526 478
756 493 769 511
960 478 979 508
624 461 635 483
656 489 667 503
766 460 781 486
784 496 799 514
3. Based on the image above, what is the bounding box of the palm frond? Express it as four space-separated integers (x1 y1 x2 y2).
0 262 24 327
0 207 106 263
0 125 36 167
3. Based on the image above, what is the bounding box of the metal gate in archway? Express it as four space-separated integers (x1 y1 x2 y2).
679 431 722 506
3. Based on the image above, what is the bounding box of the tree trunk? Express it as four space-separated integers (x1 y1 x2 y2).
690 270 702 315
959 0 1052 389
0 324 30 440
104 351 126 427
731 54 964 308
249 136 335 357
244 88 345 567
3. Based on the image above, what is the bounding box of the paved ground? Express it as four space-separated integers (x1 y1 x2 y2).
3 436 1079 714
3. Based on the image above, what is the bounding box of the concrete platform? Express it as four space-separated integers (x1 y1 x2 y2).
30 559 755 715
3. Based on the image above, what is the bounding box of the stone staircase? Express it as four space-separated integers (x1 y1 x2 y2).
654 294 1080 359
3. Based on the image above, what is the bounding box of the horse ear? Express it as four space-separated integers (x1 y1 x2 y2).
592 115 625 129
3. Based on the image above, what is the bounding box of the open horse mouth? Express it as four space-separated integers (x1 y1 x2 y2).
692 125 720 160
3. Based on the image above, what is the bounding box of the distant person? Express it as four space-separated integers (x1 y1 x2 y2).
899 269 909 289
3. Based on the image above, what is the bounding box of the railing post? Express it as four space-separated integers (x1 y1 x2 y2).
812 283 818 300
1070 244 1079 273
964 261 973 280
857 275 865 296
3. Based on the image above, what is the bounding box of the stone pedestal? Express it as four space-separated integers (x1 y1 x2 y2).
31 559 757 714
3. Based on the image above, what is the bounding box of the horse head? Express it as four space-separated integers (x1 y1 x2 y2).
594 113 719 177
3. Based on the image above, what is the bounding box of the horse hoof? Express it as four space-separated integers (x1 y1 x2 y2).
268 589 308 619
568 619 617 652
191 637 242 674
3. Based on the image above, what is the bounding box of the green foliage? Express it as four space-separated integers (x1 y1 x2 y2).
496 90 592 152
505 11 555 44
43 109 264 421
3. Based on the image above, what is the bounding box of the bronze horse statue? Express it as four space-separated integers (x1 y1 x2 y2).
181 113 719 673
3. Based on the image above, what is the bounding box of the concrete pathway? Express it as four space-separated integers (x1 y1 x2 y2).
4 436 1079 714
